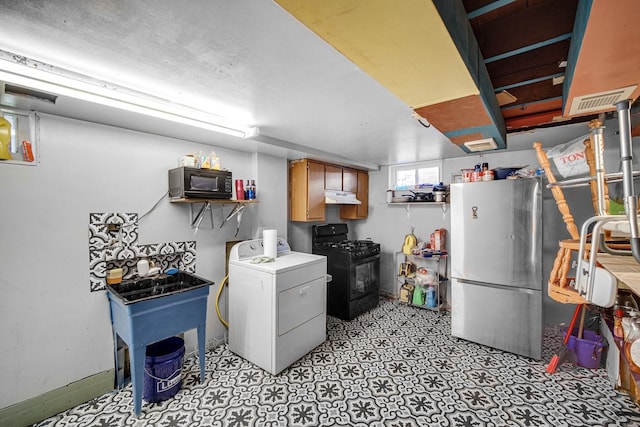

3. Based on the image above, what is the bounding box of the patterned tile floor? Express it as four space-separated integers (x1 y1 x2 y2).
36 298 640 426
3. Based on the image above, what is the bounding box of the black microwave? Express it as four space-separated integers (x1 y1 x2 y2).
169 167 233 199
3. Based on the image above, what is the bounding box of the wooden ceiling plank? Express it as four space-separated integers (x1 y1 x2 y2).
506 79 563 105
473 0 578 59
502 96 562 110
501 97 563 119
506 110 595 131
494 72 564 92
465 0 528 26
486 39 570 86
484 33 570 63
506 109 565 129
467 0 517 19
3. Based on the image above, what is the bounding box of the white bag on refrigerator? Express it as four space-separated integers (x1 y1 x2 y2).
546 134 590 178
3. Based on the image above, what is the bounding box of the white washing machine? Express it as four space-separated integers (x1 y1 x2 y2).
228 238 327 374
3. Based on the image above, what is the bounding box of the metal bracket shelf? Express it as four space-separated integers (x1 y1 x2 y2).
170 198 258 235
387 201 448 217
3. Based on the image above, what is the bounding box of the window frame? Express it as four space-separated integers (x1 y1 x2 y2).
388 160 442 191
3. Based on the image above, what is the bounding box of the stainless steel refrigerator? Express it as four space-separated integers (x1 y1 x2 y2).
450 178 543 360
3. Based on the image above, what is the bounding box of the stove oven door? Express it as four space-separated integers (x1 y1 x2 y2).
349 254 380 300
325 252 380 320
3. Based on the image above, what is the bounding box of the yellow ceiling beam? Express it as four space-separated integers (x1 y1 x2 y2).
275 0 479 108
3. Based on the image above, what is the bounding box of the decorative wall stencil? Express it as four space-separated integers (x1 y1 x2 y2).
89 213 196 292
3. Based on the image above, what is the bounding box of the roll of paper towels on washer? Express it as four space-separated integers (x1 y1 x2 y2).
263 229 278 258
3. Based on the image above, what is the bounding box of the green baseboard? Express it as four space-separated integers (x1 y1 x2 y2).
0 370 114 427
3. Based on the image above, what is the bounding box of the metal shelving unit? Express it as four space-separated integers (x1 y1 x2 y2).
395 251 448 313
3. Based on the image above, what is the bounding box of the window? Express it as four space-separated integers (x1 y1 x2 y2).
389 161 441 190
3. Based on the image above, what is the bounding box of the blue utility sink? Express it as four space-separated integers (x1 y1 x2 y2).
106 271 213 416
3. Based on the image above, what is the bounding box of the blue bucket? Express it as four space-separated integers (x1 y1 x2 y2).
143 337 185 403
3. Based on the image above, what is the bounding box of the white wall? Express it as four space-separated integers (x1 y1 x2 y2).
348 118 639 327
0 114 287 408
2 111 636 410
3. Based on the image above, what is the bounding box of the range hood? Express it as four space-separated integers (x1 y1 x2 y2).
325 190 361 205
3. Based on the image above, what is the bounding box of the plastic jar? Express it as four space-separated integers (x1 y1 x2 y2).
624 319 640 373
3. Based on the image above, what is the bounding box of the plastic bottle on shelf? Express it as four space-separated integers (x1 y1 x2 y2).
622 310 639 340
614 306 625 338
426 286 436 308
247 180 256 199
624 319 640 373
412 285 425 306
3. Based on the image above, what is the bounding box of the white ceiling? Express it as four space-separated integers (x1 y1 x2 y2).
0 0 590 170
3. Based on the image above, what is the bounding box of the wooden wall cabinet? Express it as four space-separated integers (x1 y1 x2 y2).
324 165 343 191
289 159 326 222
289 159 369 221
340 170 369 219
325 165 358 193
342 168 358 193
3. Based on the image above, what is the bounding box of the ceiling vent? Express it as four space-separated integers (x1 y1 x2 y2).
463 137 497 152
568 85 636 116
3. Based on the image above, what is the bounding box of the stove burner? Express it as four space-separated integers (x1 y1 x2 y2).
313 239 380 259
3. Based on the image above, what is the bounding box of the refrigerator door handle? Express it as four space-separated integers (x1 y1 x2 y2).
454 278 538 295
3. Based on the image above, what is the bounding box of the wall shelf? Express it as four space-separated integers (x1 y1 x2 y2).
170 198 259 205
387 201 448 216
387 201 447 206
170 198 258 234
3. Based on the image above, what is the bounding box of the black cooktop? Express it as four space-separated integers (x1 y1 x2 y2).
312 224 380 259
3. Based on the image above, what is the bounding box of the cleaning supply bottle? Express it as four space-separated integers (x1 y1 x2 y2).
426 286 436 308
412 285 425 306
402 227 417 255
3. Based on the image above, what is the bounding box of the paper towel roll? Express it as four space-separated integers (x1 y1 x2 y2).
263 229 278 259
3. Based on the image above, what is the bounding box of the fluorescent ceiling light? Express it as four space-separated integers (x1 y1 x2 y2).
0 53 259 139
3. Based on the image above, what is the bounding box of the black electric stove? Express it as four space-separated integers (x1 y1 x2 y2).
312 223 380 320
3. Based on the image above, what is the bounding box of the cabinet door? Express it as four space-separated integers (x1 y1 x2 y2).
324 165 343 191
307 161 326 220
355 171 368 217
289 160 325 221
342 169 358 193
340 171 369 219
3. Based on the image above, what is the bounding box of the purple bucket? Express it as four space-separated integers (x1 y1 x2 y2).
564 329 606 369
143 337 185 403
